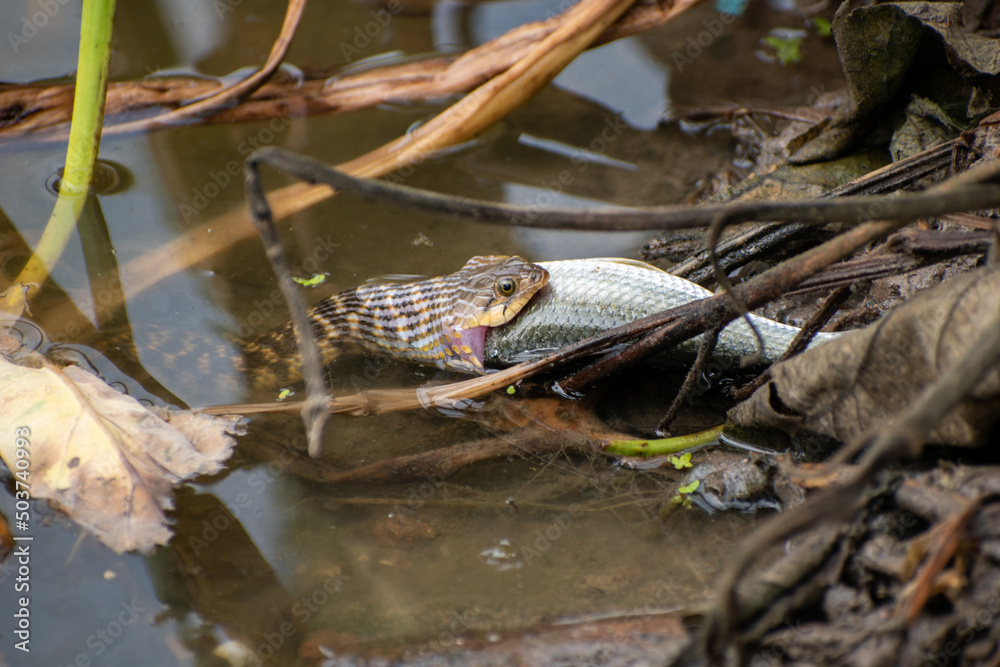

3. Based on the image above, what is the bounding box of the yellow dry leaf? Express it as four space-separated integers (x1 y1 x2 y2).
0 284 30 320
0 354 242 553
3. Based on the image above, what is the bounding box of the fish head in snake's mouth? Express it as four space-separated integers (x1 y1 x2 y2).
440 255 549 373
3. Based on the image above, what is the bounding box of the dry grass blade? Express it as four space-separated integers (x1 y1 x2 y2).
338 0 641 178
199 355 558 417
78 0 306 141
0 1 690 140
116 0 699 299
896 498 978 624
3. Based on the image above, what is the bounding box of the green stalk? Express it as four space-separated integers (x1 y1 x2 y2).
604 425 724 457
16 0 116 289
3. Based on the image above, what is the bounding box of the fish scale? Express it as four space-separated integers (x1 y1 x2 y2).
483 258 840 368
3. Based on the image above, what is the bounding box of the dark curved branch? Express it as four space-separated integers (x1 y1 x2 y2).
251 146 1000 232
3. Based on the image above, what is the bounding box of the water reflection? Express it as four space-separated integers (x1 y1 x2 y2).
0 0 840 663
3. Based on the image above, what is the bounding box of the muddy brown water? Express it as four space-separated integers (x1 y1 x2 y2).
0 1 841 664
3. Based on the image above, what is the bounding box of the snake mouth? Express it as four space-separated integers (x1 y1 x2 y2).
447 262 549 372
450 325 488 370
458 288 545 367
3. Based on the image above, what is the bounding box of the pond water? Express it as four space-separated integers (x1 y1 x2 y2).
0 0 840 664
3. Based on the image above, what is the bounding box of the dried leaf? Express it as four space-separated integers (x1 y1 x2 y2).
0 284 30 320
0 354 242 553
729 266 1000 446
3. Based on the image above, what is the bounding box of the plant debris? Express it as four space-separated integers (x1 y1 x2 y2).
0 346 242 553
730 265 1000 447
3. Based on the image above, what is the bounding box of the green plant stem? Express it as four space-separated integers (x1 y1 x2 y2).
604 424 724 457
15 0 115 290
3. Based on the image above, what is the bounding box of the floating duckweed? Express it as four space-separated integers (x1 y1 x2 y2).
678 479 701 495
669 453 693 470
294 273 328 287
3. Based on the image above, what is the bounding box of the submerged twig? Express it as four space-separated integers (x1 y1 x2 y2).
244 151 329 458
655 321 722 435
323 435 549 485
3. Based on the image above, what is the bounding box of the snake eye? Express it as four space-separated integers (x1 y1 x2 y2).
496 277 517 296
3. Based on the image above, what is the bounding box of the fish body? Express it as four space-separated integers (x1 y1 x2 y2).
484 258 839 368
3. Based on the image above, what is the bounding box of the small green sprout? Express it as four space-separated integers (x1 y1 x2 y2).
293 273 328 287
669 453 693 470
812 17 831 37
665 479 702 512
763 34 803 65
506 385 516 395
678 479 701 495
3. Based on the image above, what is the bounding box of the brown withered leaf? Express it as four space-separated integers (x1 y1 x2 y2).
0 353 242 553
730 265 1000 446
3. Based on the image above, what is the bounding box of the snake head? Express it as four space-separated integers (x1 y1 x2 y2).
441 255 548 373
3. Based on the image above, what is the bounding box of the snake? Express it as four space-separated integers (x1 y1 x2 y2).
239 255 549 388
232 255 838 390
63 255 836 397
